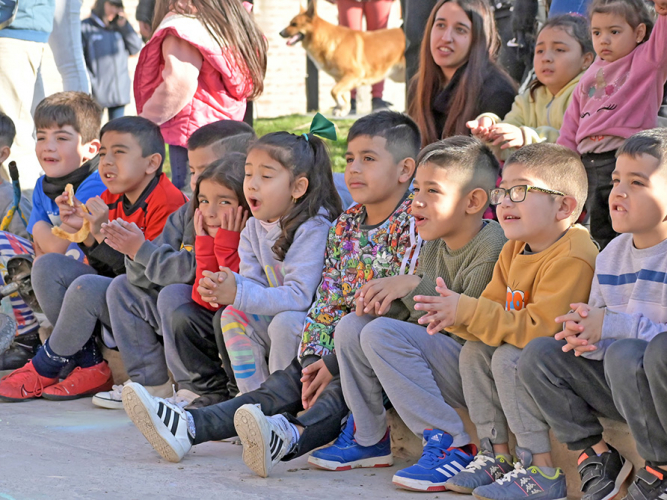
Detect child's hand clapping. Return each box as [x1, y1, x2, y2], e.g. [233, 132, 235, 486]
[355, 274, 421, 316]
[413, 277, 460, 335]
[100, 219, 146, 259]
[554, 303, 605, 356]
[197, 267, 237, 308]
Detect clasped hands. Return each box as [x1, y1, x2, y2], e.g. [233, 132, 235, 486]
[554, 303, 604, 356]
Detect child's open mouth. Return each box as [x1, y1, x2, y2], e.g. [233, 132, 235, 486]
[413, 214, 428, 226]
[503, 215, 521, 221]
[102, 173, 116, 180]
[248, 198, 261, 211]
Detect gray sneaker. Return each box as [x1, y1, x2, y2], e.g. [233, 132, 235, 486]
[446, 438, 514, 493]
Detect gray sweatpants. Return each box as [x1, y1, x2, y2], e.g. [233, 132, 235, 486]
[336, 314, 470, 448]
[518, 337, 623, 452]
[460, 341, 551, 454]
[606, 337, 667, 464]
[32, 253, 111, 356]
[107, 275, 192, 387]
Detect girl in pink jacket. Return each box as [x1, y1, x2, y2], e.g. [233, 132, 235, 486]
[134, 0, 267, 189]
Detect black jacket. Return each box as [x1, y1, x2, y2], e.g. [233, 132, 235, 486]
[432, 64, 517, 138]
[81, 14, 142, 108]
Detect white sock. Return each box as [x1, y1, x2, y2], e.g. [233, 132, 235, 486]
[186, 411, 196, 441]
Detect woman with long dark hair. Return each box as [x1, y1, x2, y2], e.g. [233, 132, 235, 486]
[408, 0, 516, 146]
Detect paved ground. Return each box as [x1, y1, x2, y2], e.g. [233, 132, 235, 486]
[0, 397, 462, 500]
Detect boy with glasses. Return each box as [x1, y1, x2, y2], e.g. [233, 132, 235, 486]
[415, 143, 598, 499]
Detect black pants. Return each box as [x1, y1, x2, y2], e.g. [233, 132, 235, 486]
[172, 302, 236, 397]
[189, 357, 349, 460]
[403, 0, 438, 104]
[581, 151, 618, 250]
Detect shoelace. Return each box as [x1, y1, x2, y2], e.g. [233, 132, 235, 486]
[418, 439, 455, 468]
[108, 380, 131, 399]
[497, 462, 529, 485]
[165, 385, 191, 409]
[461, 453, 495, 473]
[3, 365, 47, 396]
[334, 419, 356, 447]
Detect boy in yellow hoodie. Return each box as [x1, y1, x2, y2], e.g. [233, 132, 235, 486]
[414, 143, 598, 500]
[467, 15, 594, 160]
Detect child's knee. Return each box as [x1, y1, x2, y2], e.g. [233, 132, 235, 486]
[459, 340, 494, 368]
[268, 311, 304, 344]
[517, 336, 565, 382]
[107, 274, 130, 303]
[333, 312, 367, 350]
[32, 252, 62, 283]
[605, 339, 645, 384]
[645, 332, 667, 375]
[490, 344, 521, 376]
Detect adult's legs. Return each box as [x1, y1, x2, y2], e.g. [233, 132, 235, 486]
[0, 38, 46, 188]
[168, 145, 189, 190]
[336, 0, 364, 101]
[48, 0, 90, 92]
[605, 338, 667, 465]
[363, 0, 393, 99]
[581, 154, 617, 250]
[107, 105, 125, 121]
[518, 337, 623, 451]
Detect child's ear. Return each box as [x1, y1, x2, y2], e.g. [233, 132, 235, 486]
[636, 23, 647, 43]
[465, 187, 489, 215]
[556, 195, 578, 222]
[146, 153, 163, 175]
[83, 139, 101, 161]
[581, 52, 595, 71]
[398, 158, 416, 184]
[291, 175, 309, 201]
[0, 145, 10, 166]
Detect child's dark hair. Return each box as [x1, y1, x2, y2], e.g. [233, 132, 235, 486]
[34, 91, 102, 144]
[529, 15, 594, 98]
[417, 136, 499, 206]
[0, 112, 16, 149]
[347, 111, 422, 163]
[188, 120, 257, 156]
[617, 128, 667, 168]
[589, 0, 654, 42]
[193, 152, 249, 213]
[100, 116, 165, 171]
[250, 132, 343, 261]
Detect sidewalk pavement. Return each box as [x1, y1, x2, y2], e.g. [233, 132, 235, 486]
[0, 397, 460, 500]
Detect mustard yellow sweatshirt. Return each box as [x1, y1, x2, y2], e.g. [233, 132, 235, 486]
[477, 73, 583, 160]
[449, 224, 598, 348]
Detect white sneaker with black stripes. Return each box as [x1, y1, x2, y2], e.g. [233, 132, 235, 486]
[122, 382, 192, 463]
[234, 404, 296, 478]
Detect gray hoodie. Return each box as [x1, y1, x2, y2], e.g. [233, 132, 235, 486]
[126, 203, 196, 290]
[232, 213, 331, 316]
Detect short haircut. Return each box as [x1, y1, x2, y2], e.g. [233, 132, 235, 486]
[0, 112, 16, 148]
[347, 110, 422, 163]
[417, 136, 499, 206]
[505, 143, 588, 221]
[34, 91, 102, 144]
[617, 128, 667, 168]
[188, 120, 257, 156]
[100, 116, 165, 170]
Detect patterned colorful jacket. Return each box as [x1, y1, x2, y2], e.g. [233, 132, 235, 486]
[299, 194, 422, 361]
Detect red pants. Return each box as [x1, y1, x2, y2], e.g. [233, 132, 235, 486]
[336, 0, 394, 100]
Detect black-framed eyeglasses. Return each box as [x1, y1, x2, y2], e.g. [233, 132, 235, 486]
[489, 185, 566, 205]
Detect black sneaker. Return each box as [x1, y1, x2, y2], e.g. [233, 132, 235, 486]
[624, 466, 667, 500]
[348, 98, 357, 116]
[0, 331, 41, 371]
[578, 445, 633, 500]
[372, 97, 392, 111]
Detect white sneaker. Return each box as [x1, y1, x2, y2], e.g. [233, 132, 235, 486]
[121, 382, 192, 463]
[92, 380, 129, 409]
[233, 404, 295, 478]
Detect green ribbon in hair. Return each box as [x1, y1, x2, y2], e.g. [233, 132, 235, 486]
[303, 112, 337, 141]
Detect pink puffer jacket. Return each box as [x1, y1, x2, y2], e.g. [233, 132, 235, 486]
[134, 14, 253, 147]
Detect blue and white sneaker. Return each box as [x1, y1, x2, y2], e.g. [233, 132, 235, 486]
[308, 414, 393, 471]
[392, 429, 477, 492]
[473, 448, 567, 500]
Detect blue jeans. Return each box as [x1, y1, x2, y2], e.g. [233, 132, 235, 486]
[549, 0, 589, 16]
[169, 144, 189, 190]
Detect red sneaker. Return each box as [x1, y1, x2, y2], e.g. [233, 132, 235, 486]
[0, 361, 58, 402]
[42, 362, 114, 401]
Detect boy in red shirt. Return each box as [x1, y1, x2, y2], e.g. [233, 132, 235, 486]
[0, 117, 186, 401]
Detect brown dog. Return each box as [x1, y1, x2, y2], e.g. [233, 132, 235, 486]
[280, 1, 405, 116]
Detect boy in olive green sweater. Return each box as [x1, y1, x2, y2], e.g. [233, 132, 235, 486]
[309, 137, 507, 492]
